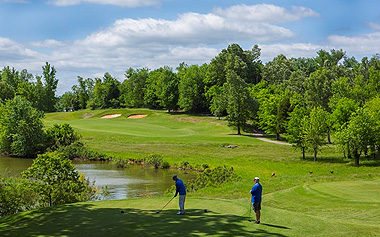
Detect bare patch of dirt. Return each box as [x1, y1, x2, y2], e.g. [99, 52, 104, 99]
[127, 114, 148, 119]
[100, 114, 122, 119]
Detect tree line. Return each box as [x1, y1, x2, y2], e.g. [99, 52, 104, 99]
[1, 44, 380, 165]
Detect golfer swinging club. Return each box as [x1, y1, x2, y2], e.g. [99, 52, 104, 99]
[172, 174, 186, 215]
[250, 177, 262, 224]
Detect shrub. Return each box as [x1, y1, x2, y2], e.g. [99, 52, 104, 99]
[144, 154, 163, 169]
[112, 157, 128, 168]
[161, 161, 170, 169]
[45, 123, 80, 151]
[186, 166, 240, 192]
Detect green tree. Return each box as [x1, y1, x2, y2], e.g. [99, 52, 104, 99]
[302, 107, 328, 161]
[287, 105, 309, 159]
[22, 153, 99, 207]
[224, 70, 257, 135]
[0, 96, 44, 157]
[41, 62, 58, 112]
[45, 123, 80, 151]
[178, 64, 207, 112]
[337, 108, 376, 165]
[120, 68, 149, 108]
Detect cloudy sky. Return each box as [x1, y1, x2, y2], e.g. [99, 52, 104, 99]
[1, 0, 380, 94]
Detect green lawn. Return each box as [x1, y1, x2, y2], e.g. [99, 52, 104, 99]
[1, 108, 379, 236]
[1, 180, 379, 236]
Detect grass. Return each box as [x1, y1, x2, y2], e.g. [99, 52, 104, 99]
[1, 108, 379, 236]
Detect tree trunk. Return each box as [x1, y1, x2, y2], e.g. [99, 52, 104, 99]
[347, 144, 352, 159]
[354, 153, 360, 166]
[302, 147, 305, 160]
[237, 125, 241, 135]
[314, 148, 317, 161]
[327, 130, 331, 144]
[276, 133, 280, 140]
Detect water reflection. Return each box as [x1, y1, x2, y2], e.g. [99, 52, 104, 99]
[0, 157, 196, 201]
[74, 162, 196, 200]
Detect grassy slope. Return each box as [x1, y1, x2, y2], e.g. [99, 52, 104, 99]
[1, 109, 379, 236]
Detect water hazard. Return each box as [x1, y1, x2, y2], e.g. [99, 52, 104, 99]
[0, 157, 196, 200]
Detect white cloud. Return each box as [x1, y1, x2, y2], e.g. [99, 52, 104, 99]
[30, 39, 65, 48]
[213, 4, 318, 23]
[328, 32, 380, 55]
[366, 21, 380, 31]
[259, 43, 325, 60]
[47, 0, 163, 7]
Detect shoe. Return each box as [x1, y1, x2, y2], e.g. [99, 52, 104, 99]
[255, 221, 260, 224]
[177, 211, 182, 215]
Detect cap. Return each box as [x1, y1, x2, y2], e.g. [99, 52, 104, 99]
[254, 177, 259, 181]
[172, 174, 178, 180]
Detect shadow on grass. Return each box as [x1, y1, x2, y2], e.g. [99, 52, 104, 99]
[0, 204, 290, 237]
[261, 223, 291, 230]
[302, 156, 349, 164]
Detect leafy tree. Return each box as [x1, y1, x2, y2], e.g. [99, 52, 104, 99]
[22, 153, 99, 207]
[224, 70, 257, 135]
[120, 68, 149, 108]
[287, 105, 309, 159]
[178, 64, 207, 112]
[302, 107, 328, 161]
[45, 123, 80, 151]
[262, 54, 294, 85]
[72, 76, 94, 109]
[42, 62, 58, 112]
[0, 96, 44, 157]
[337, 108, 376, 165]
[304, 68, 334, 111]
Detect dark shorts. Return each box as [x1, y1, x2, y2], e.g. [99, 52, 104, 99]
[252, 202, 261, 212]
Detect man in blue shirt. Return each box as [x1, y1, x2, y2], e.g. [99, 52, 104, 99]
[250, 177, 262, 224]
[173, 174, 186, 215]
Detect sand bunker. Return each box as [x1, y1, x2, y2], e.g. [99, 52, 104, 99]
[127, 114, 148, 119]
[100, 114, 122, 119]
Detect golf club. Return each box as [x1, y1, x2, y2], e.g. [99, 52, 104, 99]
[155, 196, 175, 214]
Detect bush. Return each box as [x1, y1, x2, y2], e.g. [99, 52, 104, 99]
[45, 123, 80, 151]
[56, 141, 111, 161]
[112, 157, 128, 168]
[161, 161, 170, 169]
[186, 166, 240, 192]
[0, 177, 38, 217]
[144, 154, 163, 169]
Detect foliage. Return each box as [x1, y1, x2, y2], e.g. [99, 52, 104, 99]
[224, 70, 257, 135]
[0, 177, 38, 217]
[187, 166, 240, 192]
[22, 153, 101, 207]
[0, 96, 45, 157]
[45, 123, 81, 151]
[112, 157, 128, 168]
[56, 141, 111, 161]
[144, 154, 164, 169]
[302, 107, 329, 161]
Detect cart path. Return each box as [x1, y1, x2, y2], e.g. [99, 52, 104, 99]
[252, 133, 291, 146]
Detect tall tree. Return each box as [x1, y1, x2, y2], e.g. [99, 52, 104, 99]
[178, 64, 207, 113]
[0, 96, 44, 157]
[120, 68, 149, 108]
[224, 70, 257, 135]
[302, 107, 328, 161]
[42, 62, 58, 112]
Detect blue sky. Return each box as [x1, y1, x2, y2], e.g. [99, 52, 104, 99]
[1, 0, 380, 94]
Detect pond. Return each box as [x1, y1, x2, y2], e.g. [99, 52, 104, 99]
[0, 156, 196, 200]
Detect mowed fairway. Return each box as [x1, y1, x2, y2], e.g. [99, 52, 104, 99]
[2, 108, 377, 236]
[1, 181, 380, 236]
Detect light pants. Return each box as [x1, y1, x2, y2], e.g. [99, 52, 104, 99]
[179, 195, 186, 214]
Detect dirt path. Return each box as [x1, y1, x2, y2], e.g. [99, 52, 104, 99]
[252, 133, 291, 146]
